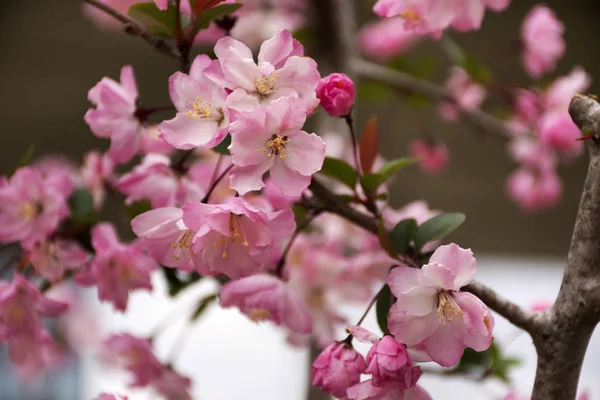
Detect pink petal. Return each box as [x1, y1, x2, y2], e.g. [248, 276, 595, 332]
[428, 244, 476, 289]
[423, 324, 466, 367]
[229, 162, 272, 195]
[91, 223, 121, 254]
[388, 303, 438, 345]
[159, 113, 221, 150]
[454, 292, 494, 351]
[269, 161, 311, 197]
[284, 131, 326, 176]
[258, 29, 301, 69]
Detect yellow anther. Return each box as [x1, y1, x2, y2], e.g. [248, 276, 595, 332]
[437, 291, 463, 326]
[172, 230, 194, 260]
[254, 74, 279, 95]
[264, 135, 289, 159]
[185, 97, 222, 120]
[18, 202, 37, 221]
[222, 251, 228, 258]
[400, 7, 421, 22]
[250, 308, 271, 322]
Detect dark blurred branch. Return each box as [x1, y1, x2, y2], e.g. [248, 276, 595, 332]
[352, 59, 510, 140]
[529, 94, 600, 400]
[82, 0, 182, 64]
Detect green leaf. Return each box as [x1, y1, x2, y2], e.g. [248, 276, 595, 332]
[212, 134, 231, 155]
[414, 213, 466, 252]
[453, 341, 521, 382]
[194, 3, 242, 33]
[375, 285, 392, 334]
[125, 200, 152, 220]
[360, 157, 416, 193]
[319, 157, 358, 189]
[68, 189, 94, 219]
[191, 294, 218, 320]
[128, 2, 178, 38]
[460, 53, 491, 85]
[389, 218, 417, 255]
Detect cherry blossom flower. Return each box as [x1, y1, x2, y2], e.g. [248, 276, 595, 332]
[439, 67, 486, 122]
[538, 112, 583, 158]
[409, 139, 449, 174]
[26, 239, 89, 283]
[153, 365, 193, 400]
[81, 151, 115, 210]
[103, 333, 164, 387]
[316, 73, 356, 117]
[347, 378, 432, 400]
[521, 5, 565, 79]
[84, 66, 142, 163]
[75, 223, 157, 311]
[159, 55, 230, 150]
[506, 167, 562, 213]
[312, 342, 367, 398]
[220, 274, 312, 334]
[116, 154, 205, 208]
[207, 30, 320, 112]
[131, 207, 195, 272]
[182, 197, 295, 279]
[228, 97, 326, 196]
[0, 167, 72, 246]
[543, 67, 592, 113]
[359, 18, 419, 61]
[365, 335, 413, 386]
[11, 330, 67, 382]
[141, 125, 175, 155]
[387, 244, 494, 367]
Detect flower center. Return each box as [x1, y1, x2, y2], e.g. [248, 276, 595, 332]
[249, 308, 271, 322]
[18, 202, 40, 222]
[212, 215, 249, 259]
[3, 304, 23, 323]
[172, 229, 194, 261]
[186, 97, 223, 121]
[263, 135, 289, 159]
[400, 7, 421, 22]
[437, 291, 462, 326]
[254, 74, 278, 96]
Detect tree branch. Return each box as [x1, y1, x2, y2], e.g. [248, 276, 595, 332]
[463, 281, 539, 333]
[82, 0, 182, 64]
[351, 59, 510, 140]
[530, 94, 600, 400]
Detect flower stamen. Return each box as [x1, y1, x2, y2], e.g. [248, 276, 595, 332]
[437, 291, 463, 325]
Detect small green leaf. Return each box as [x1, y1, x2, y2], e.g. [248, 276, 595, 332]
[191, 294, 217, 320]
[212, 134, 231, 155]
[128, 2, 178, 38]
[414, 213, 466, 252]
[375, 285, 392, 334]
[460, 53, 491, 85]
[125, 200, 152, 220]
[68, 189, 94, 218]
[360, 158, 415, 194]
[319, 157, 358, 189]
[194, 3, 242, 33]
[389, 218, 417, 255]
[453, 341, 521, 383]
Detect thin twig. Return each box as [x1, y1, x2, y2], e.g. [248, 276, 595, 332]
[201, 164, 233, 203]
[82, 0, 182, 64]
[275, 210, 323, 276]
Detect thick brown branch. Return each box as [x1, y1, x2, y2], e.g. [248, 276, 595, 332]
[351, 59, 510, 140]
[463, 281, 539, 332]
[82, 0, 182, 63]
[530, 94, 600, 400]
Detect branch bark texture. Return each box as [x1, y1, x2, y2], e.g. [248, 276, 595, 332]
[530, 95, 600, 400]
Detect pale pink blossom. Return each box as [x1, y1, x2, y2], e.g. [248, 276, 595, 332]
[387, 244, 494, 367]
[75, 223, 156, 311]
[82, 151, 115, 210]
[26, 239, 89, 283]
[347, 379, 432, 400]
[543, 67, 592, 112]
[84, 66, 142, 163]
[0, 167, 71, 245]
[312, 342, 367, 398]
[231, 7, 305, 49]
[409, 139, 449, 174]
[347, 325, 380, 344]
[208, 30, 320, 112]
[262, 177, 298, 210]
[159, 55, 230, 150]
[538, 112, 583, 158]
[439, 67, 486, 122]
[131, 207, 195, 271]
[182, 197, 295, 278]
[116, 154, 205, 208]
[153, 366, 193, 400]
[360, 18, 419, 61]
[507, 137, 554, 170]
[521, 5, 564, 78]
[219, 274, 312, 334]
[316, 73, 356, 117]
[33, 156, 82, 189]
[366, 335, 413, 386]
[229, 97, 326, 196]
[10, 330, 67, 382]
[506, 167, 562, 213]
[103, 334, 164, 387]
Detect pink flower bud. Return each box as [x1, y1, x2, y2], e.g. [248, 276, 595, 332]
[409, 139, 449, 175]
[312, 342, 366, 398]
[316, 73, 356, 117]
[366, 336, 412, 386]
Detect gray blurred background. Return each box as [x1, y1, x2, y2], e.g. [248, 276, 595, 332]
[1, 0, 599, 257]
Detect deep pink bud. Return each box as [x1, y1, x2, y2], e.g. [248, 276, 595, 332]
[366, 336, 412, 386]
[312, 342, 366, 398]
[316, 73, 356, 117]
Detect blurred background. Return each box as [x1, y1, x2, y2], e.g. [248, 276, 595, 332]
[1, 0, 600, 399]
